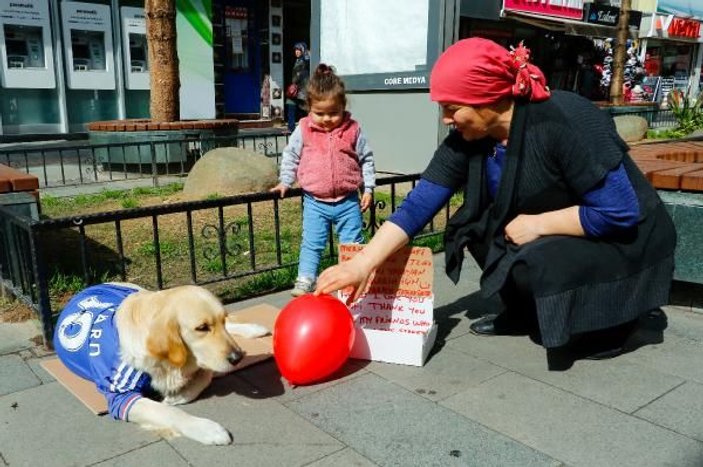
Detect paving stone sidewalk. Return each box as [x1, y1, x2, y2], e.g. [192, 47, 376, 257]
[1, 256, 703, 466]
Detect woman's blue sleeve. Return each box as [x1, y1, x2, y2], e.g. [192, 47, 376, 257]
[387, 178, 453, 238]
[578, 163, 640, 237]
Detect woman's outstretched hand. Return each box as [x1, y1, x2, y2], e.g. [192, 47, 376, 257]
[314, 258, 373, 306]
[315, 221, 411, 305]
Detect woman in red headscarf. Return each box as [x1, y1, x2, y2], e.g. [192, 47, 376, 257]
[314, 38, 676, 366]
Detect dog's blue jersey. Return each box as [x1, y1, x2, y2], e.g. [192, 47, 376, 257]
[54, 284, 151, 421]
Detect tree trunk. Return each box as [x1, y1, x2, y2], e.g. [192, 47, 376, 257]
[609, 0, 631, 105]
[145, 0, 180, 122]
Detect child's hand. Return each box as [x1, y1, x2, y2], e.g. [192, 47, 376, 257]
[360, 192, 373, 212]
[270, 183, 288, 198]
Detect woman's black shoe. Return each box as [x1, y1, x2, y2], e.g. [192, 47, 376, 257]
[469, 313, 532, 336]
[570, 320, 638, 360]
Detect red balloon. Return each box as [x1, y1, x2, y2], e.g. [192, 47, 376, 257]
[273, 294, 355, 385]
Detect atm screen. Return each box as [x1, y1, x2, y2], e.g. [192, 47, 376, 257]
[130, 44, 145, 61]
[6, 39, 28, 57]
[72, 43, 90, 59]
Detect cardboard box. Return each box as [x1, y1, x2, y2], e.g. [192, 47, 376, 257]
[41, 303, 279, 415]
[338, 245, 437, 366]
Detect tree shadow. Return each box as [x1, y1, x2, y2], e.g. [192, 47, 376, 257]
[38, 228, 127, 288]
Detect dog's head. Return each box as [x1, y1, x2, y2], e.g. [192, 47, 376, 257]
[144, 286, 244, 372]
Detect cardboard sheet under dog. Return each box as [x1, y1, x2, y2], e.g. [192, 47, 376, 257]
[41, 303, 279, 415]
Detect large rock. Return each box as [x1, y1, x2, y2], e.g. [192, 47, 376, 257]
[613, 115, 649, 142]
[183, 147, 279, 198]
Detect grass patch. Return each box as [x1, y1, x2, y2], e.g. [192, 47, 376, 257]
[41, 182, 184, 217]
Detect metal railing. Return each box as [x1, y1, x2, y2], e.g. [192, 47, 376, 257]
[604, 107, 678, 128]
[0, 131, 289, 190]
[0, 174, 450, 347]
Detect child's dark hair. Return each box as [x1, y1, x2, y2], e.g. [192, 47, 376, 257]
[306, 63, 346, 109]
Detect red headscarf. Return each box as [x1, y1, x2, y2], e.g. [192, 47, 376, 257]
[430, 38, 551, 106]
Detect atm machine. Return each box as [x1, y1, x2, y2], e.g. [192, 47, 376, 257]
[61, 1, 116, 90]
[0, 0, 56, 88]
[121, 7, 149, 90]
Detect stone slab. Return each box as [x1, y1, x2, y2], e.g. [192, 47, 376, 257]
[448, 332, 684, 413]
[441, 372, 703, 467]
[305, 447, 378, 467]
[635, 381, 703, 442]
[234, 359, 369, 403]
[25, 356, 56, 384]
[0, 320, 41, 355]
[364, 346, 506, 402]
[0, 354, 40, 396]
[287, 372, 560, 467]
[168, 373, 344, 466]
[617, 334, 703, 385]
[660, 306, 703, 342]
[0, 382, 158, 466]
[93, 441, 190, 466]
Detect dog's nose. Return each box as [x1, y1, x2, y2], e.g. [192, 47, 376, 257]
[227, 351, 243, 366]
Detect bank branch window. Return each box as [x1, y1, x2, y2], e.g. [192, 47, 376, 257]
[70, 29, 106, 71]
[4, 24, 45, 69]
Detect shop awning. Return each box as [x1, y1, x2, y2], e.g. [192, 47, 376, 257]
[502, 9, 639, 39]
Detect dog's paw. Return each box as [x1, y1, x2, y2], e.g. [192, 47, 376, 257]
[162, 394, 192, 406]
[181, 417, 233, 445]
[225, 322, 270, 338]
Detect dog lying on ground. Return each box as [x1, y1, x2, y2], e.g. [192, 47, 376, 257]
[53, 283, 268, 445]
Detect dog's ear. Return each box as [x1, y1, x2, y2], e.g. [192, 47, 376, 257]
[146, 316, 188, 368]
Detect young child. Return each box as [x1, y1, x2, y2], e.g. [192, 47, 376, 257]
[271, 64, 376, 296]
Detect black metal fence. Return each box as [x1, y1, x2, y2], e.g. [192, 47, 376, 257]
[0, 174, 450, 347]
[605, 107, 678, 128]
[0, 131, 289, 190]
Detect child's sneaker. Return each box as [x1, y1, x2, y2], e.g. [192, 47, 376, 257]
[291, 277, 315, 297]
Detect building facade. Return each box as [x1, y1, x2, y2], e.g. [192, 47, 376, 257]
[0, 0, 310, 135]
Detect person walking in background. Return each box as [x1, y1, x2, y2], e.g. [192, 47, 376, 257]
[286, 42, 310, 132]
[272, 64, 376, 297]
[315, 38, 676, 366]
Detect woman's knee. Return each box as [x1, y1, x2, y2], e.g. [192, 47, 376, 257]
[509, 262, 532, 295]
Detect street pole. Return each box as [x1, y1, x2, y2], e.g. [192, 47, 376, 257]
[609, 0, 632, 105]
[145, 0, 180, 122]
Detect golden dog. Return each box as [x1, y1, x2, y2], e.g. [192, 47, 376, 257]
[54, 283, 268, 445]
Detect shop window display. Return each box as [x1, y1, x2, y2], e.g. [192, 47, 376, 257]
[591, 38, 648, 103]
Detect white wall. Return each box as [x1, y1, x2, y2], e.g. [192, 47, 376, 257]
[347, 92, 441, 175]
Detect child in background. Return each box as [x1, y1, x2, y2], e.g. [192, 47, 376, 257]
[271, 64, 376, 296]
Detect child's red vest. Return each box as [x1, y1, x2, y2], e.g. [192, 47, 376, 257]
[297, 113, 362, 200]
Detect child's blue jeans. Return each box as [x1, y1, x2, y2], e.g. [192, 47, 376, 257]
[298, 191, 364, 280]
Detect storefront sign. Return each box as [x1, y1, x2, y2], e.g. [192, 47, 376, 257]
[503, 0, 585, 20]
[641, 12, 702, 41]
[666, 17, 701, 39]
[585, 4, 642, 27]
[586, 4, 618, 25]
[383, 75, 427, 87]
[224, 6, 247, 19]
